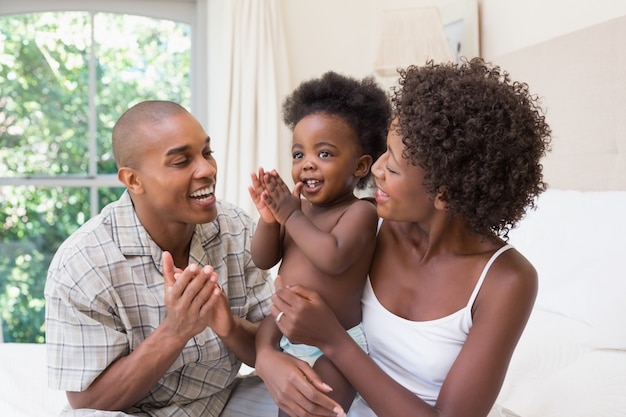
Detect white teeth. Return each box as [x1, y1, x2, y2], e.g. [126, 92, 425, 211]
[190, 186, 214, 198]
[306, 180, 319, 187]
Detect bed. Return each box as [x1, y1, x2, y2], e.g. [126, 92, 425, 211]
[494, 14, 626, 417]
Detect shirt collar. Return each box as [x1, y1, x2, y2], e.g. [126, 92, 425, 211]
[108, 191, 221, 268]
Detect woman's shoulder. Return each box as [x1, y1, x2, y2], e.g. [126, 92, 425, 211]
[476, 245, 538, 313]
[491, 245, 538, 284]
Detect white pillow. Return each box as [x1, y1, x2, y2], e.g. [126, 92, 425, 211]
[498, 308, 594, 411]
[512, 349, 626, 417]
[0, 343, 68, 417]
[508, 189, 626, 332]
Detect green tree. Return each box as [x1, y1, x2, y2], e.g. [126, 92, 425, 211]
[0, 11, 190, 343]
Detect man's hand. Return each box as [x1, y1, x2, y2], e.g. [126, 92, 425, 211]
[162, 251, 223, 340]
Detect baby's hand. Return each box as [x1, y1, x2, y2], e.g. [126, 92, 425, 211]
[248, 167, 277, 224]
[262, 170, 303, 225]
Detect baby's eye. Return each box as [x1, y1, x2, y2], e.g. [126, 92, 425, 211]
[293, 152, 303, 160]
[318, 151, 331, 158]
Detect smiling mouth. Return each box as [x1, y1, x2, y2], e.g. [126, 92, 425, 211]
[304, 179, 322, 188]
[190, 186, 214, 201]
[375, 188, 389, 201]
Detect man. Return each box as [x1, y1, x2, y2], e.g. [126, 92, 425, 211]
[45, 100, 275, 416]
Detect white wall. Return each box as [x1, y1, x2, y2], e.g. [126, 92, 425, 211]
[279, 0, 378, 84]
[276, 0, 626, 194]
[479, 0, 626, 59]
[279, 0, 626, 89]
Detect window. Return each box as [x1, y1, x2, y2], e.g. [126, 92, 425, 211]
[0, 1, 204, 343]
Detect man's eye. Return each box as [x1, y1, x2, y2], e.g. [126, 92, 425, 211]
[173, 159, 189, 166]
[203, 150, 214, 159]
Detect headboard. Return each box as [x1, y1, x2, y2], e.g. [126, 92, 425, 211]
[495, 15, 626, 191]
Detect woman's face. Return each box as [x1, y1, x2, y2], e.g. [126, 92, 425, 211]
[371, 123, 435, 223]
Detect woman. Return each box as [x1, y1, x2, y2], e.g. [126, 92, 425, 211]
[255, 58, 552, 417]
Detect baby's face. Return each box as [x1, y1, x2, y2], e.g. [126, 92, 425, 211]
[291, 113, 364, 205]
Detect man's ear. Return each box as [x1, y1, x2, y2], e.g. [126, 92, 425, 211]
[118, 167, 144, 194]
[434, 186, 448, 210]
[354, 154, 373, 178]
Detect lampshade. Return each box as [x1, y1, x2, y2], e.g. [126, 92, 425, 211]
[374, 7, 454, 77]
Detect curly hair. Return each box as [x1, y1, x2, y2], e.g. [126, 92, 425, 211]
[282, 71, 391, 189]
[392, 58, 552, 238]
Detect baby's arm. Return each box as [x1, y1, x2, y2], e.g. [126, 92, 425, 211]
[263, 172, 378, 275]
[249, 169, 282, 269]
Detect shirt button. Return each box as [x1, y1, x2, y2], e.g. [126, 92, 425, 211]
[196, 337, 205, 346]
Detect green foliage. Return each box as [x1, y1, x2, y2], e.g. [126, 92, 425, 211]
[0, 11, 190, 343]
[0, 187, 91, 343]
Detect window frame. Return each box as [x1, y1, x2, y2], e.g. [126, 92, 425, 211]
[0, 0, 207, 217]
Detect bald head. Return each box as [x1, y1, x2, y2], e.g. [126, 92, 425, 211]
[112, 100, 190, 169]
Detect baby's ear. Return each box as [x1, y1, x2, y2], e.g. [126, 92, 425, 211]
[354, 154, 373, 178]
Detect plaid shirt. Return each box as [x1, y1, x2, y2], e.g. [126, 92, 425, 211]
[45, 191, 274, 416]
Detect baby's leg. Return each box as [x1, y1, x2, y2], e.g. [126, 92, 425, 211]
[313, 354, 357, 413]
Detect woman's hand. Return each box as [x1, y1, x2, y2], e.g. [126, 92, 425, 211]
[255, 347, 344, 417]
[271, 276, 345, 350]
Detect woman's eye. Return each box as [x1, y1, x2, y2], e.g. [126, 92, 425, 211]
[386, 165, 397, 174]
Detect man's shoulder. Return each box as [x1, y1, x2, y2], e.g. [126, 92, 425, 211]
[216, 199, 249, 216]
[51, 198, 127, 264]
[58, 214, 111, 249]
[194, 200, 255, 245]
[215, 200, 255, 226]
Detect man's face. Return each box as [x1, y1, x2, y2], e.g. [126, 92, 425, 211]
[132, 111, 218, 227]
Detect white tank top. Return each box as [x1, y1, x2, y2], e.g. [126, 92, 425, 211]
[349, 244, 513, 416]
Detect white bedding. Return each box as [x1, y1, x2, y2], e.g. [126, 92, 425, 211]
[496, 189, 626, 417]
[498, 308, 626, 417]
[0, 342, 68, 416]
[508, 190, 626, 331]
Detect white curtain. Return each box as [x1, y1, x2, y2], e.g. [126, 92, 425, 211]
[205, 0, 291, 217]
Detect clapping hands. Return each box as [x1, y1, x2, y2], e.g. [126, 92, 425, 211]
[162, 251, 234, 340]
[249, 168, 304, 225]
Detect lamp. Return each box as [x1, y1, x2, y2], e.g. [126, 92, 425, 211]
[374, 7, 454, 77]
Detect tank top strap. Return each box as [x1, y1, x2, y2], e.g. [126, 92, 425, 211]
[466, 244, 513, 308]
